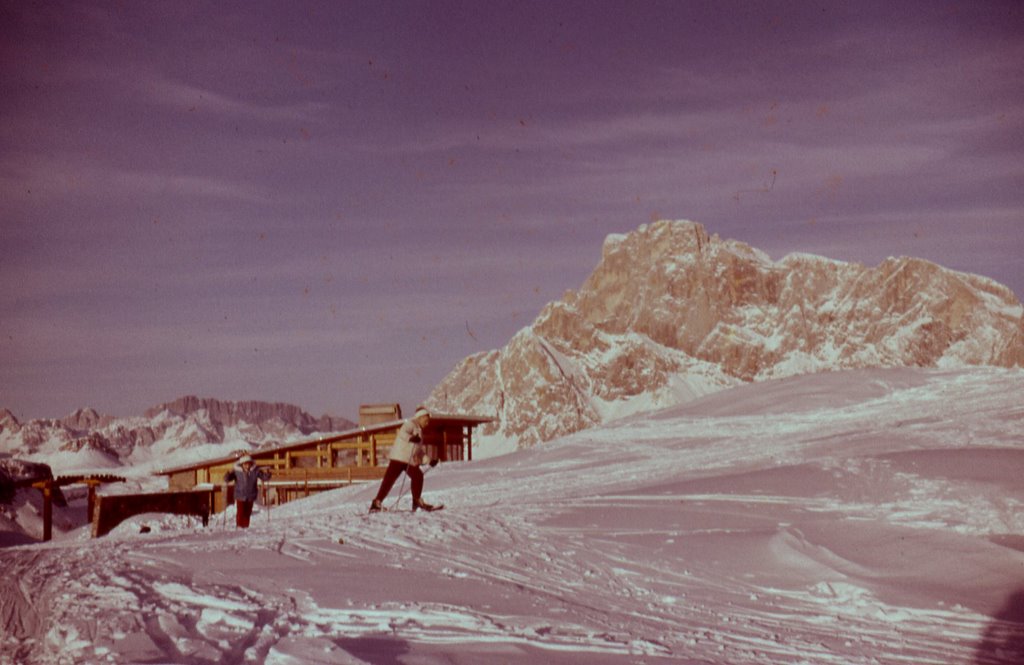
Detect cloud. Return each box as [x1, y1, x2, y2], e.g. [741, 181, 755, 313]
[1, 151, 273, 210]
[138, 74, 333, 124]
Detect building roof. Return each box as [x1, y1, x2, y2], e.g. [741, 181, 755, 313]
[153, 412, 492, 476]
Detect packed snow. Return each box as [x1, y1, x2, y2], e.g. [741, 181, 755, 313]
[2, 367, 1023, 664]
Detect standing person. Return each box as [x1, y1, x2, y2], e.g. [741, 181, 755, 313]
[369, 406, 442, 512]
[223, 455, 271, 528]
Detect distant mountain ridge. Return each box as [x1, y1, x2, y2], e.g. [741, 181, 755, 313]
[143, 396, 352, 434]
[0, 397, 356, 470]
[428, 220, 1024, 447]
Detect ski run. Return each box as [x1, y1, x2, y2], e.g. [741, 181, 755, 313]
[2, 367, 1023, 664]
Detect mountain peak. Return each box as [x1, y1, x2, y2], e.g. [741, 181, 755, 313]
[0, 408, 21, 433]
[60, 407, 109, 431]
[430, 220, 1024, 447]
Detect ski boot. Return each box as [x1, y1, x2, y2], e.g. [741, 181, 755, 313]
[413, 499, 443, 512]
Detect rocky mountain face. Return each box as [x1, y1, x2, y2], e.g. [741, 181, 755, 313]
[0, 398, 356, 467]
[429, 220, 1024, 448]
[144, 396, 352, 435]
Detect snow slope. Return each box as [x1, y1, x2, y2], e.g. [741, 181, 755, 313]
[2, 367, 1023, 664]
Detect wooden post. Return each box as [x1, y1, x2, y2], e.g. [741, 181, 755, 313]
[85, 480, 100, 524]
[41, 481, 52, 541]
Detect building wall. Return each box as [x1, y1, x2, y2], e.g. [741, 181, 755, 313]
[167, 470, 197, 492]
[359, 403, 401, 426]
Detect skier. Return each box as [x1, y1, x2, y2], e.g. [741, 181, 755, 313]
[369, 406, 442, 512]
[222, 454, 271, 528]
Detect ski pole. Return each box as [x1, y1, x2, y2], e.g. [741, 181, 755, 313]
[391, 474, 408, 511]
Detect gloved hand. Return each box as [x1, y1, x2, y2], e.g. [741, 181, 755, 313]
[429, 457, 439, 467]
[409, 434, 421, 443]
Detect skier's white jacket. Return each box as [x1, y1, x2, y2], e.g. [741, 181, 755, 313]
[389, 418, 426, 466]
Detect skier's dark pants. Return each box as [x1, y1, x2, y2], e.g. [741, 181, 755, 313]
[236, 499, 254, 528]
[374, 460, 423, 505]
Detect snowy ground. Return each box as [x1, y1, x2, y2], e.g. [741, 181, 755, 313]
[2, 367, 1023, 664]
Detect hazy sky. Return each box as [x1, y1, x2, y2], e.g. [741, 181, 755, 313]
[2, 1, 1022, 421]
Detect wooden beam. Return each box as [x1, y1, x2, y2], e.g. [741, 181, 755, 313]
[43, 484, 52, 541]
[43, 482, 52, 541]
[29, 480, 54, 541]
[86, 481, 98, 522]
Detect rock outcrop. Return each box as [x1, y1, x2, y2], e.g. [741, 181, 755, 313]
[429, 220, 1024, 447]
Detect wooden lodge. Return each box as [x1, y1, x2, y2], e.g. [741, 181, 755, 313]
[153, 404, 491, 513]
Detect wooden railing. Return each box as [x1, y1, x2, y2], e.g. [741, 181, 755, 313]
[262, 465, 387, 503]
[268, 466, 387, 483]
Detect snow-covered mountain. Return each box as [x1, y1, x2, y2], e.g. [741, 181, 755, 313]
[430, 220, 1024, 448]
[0, 398, 355, 475]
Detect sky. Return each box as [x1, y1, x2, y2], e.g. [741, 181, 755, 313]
[2, 0, 1022, 421]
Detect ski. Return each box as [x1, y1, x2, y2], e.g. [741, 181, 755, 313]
[363, 504, 445, 515]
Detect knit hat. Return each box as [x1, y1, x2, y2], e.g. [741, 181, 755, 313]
[414, 407, 430, 419]
[239, 455, 253, 464]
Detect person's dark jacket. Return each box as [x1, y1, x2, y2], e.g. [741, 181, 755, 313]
[223, 464, 271, 502]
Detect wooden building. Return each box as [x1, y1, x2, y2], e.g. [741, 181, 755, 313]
[153, 405, 491, 511]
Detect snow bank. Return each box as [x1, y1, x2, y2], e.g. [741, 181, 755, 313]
[2, 367, 1023, 664]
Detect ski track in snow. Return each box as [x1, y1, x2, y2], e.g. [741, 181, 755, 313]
[2, 368, 1024, 664]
